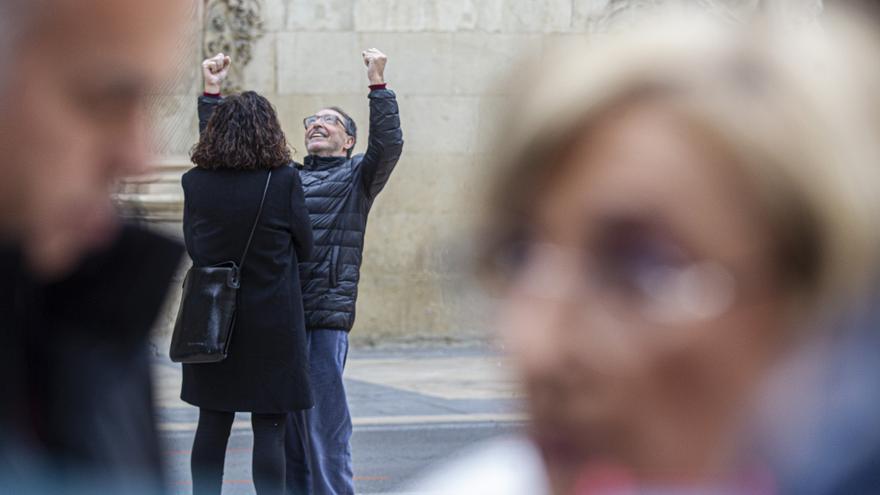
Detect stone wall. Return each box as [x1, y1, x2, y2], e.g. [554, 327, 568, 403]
[139, 0, 822, 350]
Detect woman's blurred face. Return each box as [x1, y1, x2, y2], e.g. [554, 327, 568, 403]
[498, 102, 791, 492]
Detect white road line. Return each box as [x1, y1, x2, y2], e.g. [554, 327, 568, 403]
[157, 413, 527, 432]
[353, 413, 526, 426]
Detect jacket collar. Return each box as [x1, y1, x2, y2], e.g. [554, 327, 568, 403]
[303, 154, 348, 171]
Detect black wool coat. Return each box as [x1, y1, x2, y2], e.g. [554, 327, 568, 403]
[180, 98, 314, 412]
[180, 164, 314, 413]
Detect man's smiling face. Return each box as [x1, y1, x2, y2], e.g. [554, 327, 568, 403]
[304, 108, 354, 158]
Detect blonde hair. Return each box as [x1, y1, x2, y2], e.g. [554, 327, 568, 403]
[482, 9, 880, 313]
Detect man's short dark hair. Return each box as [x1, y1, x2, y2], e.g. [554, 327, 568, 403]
[191, 91, 293, 170]
[329, 106, 357, 158]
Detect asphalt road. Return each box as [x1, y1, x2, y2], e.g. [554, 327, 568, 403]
[156, 347, 524, 494]
[160, 420, 523, 494]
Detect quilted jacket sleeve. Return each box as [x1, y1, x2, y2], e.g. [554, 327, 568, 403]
[359, 88, 404, 200]
[198, 95, 222, 135]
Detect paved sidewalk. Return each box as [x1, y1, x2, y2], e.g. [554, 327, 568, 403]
[153, 346, 526, 431]
[154, 346, 527, 494]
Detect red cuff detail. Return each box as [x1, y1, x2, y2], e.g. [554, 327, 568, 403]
[203, 91, 221, 98]
[368, 83, 387, 91]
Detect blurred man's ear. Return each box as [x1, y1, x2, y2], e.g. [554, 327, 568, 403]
[344, 136, 355, 151]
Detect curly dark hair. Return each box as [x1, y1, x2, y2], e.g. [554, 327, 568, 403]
[191, 91, 293, 170]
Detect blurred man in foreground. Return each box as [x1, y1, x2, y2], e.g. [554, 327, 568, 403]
[0, 0, 188, 492]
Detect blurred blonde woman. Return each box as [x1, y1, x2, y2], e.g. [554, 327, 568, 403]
[418, 8, 880, 495]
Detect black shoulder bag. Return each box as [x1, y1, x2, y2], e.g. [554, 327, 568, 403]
[170, 170, 272, 364]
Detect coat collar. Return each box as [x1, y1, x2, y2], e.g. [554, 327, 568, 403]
[302, 154, 348, 171]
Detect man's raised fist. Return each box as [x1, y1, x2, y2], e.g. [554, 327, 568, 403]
[362, 48, 387, 86]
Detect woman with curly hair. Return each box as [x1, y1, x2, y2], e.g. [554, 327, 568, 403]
[181, 53, 313, 495]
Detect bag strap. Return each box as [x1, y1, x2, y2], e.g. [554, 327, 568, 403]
[238, 170, 273, 270]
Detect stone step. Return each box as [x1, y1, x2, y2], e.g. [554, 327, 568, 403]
[118, 180, 183, 196]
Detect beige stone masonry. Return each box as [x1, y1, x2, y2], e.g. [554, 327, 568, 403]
[137, 0, 823, 349]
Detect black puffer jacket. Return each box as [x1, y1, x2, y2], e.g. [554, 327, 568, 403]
[298, 88, 403, 332]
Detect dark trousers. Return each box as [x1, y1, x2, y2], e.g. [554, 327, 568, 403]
[285, 330, 354, 495]
[191, 409, 287, 495]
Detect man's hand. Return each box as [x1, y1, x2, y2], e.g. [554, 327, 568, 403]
[362, 48, 387, 86]
[202, 53, 231, 94]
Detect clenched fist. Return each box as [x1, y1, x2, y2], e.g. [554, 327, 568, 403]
[362, 48, 387, 86]
[202, 53, 231, 94]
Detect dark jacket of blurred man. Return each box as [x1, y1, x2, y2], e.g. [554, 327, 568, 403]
[283, 48, 404, 495]
[0, 0, 188, 493]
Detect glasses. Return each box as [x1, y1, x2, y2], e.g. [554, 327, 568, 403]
[482, 233, 768, 326]
[303, 114, 345, 129]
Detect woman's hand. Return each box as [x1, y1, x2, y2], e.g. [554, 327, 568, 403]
[202, 53, 231, 94]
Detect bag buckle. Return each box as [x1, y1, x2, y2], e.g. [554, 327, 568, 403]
[227, 267, 241, 289]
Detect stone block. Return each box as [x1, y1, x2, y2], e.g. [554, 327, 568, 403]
[352, 0, 575, 34]
[541, 32, 591, 56]
[286, 0, 355, 31]
[474, 96, 512, 154]
[397, 95, 480, 154]
[432, 0, 485, 31]
[571, 0, 612, 31]
[355, 32, 454, 96]
[502, 0, 572, 33]
[242, 33, 278, 94]
[352, 270, 492, 341]
[353, 0, 508, 33]
[261, 0, 288, 32]
[472, 1, 504, 32]
[354, 0, 577, 33]
[449, 33, 541, 95]
[467, 152, 503, 204]
[370, 152, 478, 217]
[276, 32, 363, 95]
[353, 0, 432, 32]
[361, 211, 455, 274]
[353, 275, 439, 339]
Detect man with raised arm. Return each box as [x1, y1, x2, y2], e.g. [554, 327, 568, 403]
[286, 48, 404, 495]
